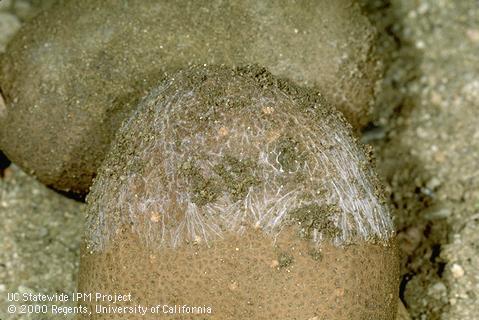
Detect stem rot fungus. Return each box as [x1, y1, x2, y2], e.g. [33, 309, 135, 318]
[79, 66, 399, 320]
[0, 0, 382, 195]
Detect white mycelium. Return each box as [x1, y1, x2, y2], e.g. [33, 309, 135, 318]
[85, 67, 394, 252]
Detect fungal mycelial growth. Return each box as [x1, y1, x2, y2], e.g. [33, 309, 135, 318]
[79, 66, 399, 320]
[0, 0, 382, 195]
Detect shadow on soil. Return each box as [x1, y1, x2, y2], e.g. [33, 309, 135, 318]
[360, 1, 451, 318]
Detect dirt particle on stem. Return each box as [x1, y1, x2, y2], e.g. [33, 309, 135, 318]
[290, 204, 341, 239]
[213, 155, 260, 202]
[277, 252, 294, 269]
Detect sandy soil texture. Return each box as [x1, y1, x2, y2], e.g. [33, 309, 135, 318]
[361, 0, 479, 319]
[0, 165, 83, 320]
[1, 0, 478, 319]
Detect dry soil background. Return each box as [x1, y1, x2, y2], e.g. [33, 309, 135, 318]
[0, 0, 478, 319]
[360, 1, 479, 319]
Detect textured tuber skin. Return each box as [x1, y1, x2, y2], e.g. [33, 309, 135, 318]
[78, 66, 398, 320]
[0, 0, 382, 196]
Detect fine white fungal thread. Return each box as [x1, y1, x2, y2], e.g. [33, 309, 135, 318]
[85, 69, 394, 252]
